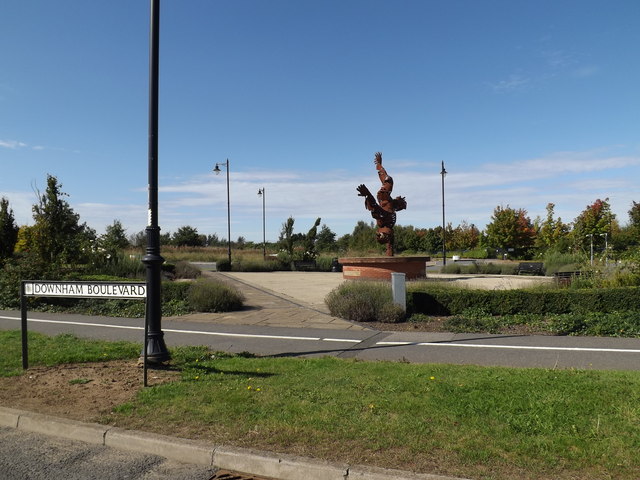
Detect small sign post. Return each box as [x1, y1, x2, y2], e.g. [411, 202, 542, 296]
[20, 281, 148, 382]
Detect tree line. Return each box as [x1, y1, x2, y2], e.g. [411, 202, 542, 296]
[1, 174, 640, 266]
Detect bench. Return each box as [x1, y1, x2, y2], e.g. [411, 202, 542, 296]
[516, 262, 544, 275]
[293, 260, 317, 271]
[553, 271, 582, 286]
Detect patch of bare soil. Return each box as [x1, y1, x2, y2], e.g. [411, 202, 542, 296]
[0, 360, 179, 423]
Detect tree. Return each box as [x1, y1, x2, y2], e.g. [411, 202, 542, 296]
[278, 216, 295, 255]
[316, 224, 337, 252]
[485, 205, 536, 258]
[98, 220, 129, 261]
[302, 218, 321, 260]
[447, 221, 480, 252]
[0, 197, 19, 262]
[349, 221, 378, 253]
[629, 201, 640, 233]
[172, 225, 204, 247]
[13, 226, 36, 254]
[421, 227, 443, 254]
[31, 174, 95, 264]
[129, 230, 146, 248]
[535, 203, 570, 251]
[572, 198, 616, 252]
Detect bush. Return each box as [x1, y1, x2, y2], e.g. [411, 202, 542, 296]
[543, 251, 585, 276]
[174, 261, 201, 279]
[407, 283, 640, 316]
[0, 254, 55, 309]
[325, 281, 406, 323]
[187, 278, 244, 312]
[216, 259, 232, 272]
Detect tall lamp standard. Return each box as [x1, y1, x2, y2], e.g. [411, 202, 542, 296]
[213, 159, 231, 265]
[257, 188, 266, 259]
[586, 233, 594, 266]
[142, 0, 170, 364]
[440, 161, 447, 266]
[599, 232, 608, 266]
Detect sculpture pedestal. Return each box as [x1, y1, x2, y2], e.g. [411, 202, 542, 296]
[338, 256, 430, 281]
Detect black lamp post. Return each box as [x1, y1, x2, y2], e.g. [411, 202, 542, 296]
[440, 161, 447, 266]
[258, 188, 266, 259]
[141, 0, 170, 364]
[213, 159, 231, 265]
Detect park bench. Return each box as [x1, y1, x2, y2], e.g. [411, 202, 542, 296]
[293, 260, 317, 271]
[553, 270, 583, 286]
[516, 262, 544, 275]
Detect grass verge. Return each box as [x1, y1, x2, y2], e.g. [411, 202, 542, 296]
[2, 332, 639, 479]
[0, 330, 140, 377]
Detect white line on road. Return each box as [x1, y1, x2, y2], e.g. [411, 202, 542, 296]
[4, 315, 639, 353]
[376, 341, 640, 354]
[0, 316, 361, 344]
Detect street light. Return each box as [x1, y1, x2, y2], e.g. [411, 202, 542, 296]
[440, 161, 447, 266]
[141, 0, 170, 365]
[599, 232, 608, 266]
[586, 234, 594, 266]
[213, 159, 231, 265]
[257, 188, 266, 259]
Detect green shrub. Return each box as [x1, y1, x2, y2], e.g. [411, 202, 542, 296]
[216, 259, 232, 272]
[231, 259, 278, 272]
[0, 254, 55, 309]
[315, 255, 335, 272]
[500, 264, 518, 275]
[325, 281, 406, 323]
[408, 283, 640, 316]
[463, 247, 490, 259]
[174, 261, 201, 279]
[441, 263, 462, 274]
[543, 251, 585, 276]
[187, 278, 244, 312]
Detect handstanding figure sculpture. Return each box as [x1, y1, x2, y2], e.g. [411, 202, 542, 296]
[357, 152, 407, 256]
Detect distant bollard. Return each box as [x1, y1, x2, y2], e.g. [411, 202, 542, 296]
[391, 272, 406, 311]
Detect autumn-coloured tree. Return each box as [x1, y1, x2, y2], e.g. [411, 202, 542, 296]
[571, 198, 616, 251]
[485, 205, 536, 258]
[447, 220, 480, 252]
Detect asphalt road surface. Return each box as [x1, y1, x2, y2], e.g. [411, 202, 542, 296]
[2, 310, 640, 371]
[0, 427, 216, 480]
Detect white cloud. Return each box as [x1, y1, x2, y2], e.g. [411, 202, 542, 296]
[0, 139, 28, 149]
[490, 74, 530, 92]
[4, 148, 639, 239]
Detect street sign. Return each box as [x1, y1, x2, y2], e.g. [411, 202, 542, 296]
[23, 281, 146, 299]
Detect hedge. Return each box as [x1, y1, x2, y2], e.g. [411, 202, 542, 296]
[407, 285, 640, 316]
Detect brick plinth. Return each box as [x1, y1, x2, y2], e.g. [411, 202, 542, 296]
[338, 256, 430, 280]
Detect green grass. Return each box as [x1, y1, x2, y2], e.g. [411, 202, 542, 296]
[0, 330, 140, 377]
[112, 347, 640, 480]
[2, 333, 639, 479]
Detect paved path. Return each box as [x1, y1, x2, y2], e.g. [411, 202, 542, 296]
[166, 271, 368, 330]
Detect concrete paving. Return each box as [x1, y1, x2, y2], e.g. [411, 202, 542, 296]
[165, 271, 368, 330]
[165, 271, 551, 331]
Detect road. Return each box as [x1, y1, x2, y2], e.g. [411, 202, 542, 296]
[0, 427, 216, 480]
[2, 310, 640, 371]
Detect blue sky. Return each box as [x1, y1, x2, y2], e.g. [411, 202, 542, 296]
[1, 0, 639, 243]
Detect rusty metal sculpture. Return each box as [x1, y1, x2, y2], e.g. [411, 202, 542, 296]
[357, 152, 407, 256]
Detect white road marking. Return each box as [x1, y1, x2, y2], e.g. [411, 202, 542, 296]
[0, 316, 361, 344]
[376, 341, 640, 354]
[3, 315, 639, 353]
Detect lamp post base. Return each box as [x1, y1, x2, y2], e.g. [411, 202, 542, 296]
[142, 331, 170, 364]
